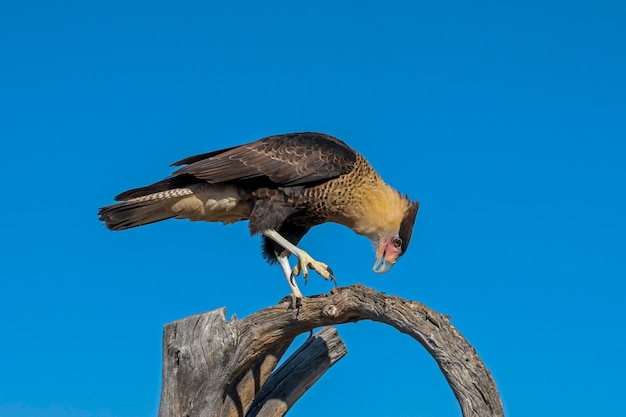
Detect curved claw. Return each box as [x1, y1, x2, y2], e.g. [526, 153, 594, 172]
[289, 270, 298, 287]
[292, 264, 309, 285]
[327, 267, 337, 287]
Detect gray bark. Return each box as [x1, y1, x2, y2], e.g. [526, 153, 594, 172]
[247, 327, 347, 417]
[158, 284, 504, 417]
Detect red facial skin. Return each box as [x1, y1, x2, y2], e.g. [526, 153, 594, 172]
[373, 237, 402, 273]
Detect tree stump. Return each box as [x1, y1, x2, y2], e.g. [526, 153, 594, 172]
[158, 284, 504, 417]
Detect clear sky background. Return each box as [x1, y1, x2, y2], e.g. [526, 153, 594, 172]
[1, 1, 625, 417]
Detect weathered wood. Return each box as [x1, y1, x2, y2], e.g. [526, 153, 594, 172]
[158, 309, 293, 417]
[159, 284, 504, 417]
[247, 327, 348, 417]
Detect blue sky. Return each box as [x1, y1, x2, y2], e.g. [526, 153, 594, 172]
[1, 1, 625, 416]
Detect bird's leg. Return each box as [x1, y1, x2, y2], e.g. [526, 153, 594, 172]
[276, 254, 303, 309]
[264, 229, 336, 285]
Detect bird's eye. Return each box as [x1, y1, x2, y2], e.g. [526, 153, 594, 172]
[392, 237, 402, 248]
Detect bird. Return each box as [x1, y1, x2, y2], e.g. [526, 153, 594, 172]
[98, 132, 419, 302]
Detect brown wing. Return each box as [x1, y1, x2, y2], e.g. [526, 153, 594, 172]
[171, 132, 357, 187]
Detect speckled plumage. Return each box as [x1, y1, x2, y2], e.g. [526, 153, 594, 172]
[98, 132, 419, 278]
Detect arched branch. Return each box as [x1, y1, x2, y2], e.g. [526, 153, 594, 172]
[159, 284, 504, 417]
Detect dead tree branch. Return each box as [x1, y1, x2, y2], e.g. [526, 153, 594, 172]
[158, 284, 504, 417]
[246, 326, 347, 417]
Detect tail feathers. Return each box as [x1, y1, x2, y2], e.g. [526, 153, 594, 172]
[114, 174, 200, 201]
[98, 198, 176, 231]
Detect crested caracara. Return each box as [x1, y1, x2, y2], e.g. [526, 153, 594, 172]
[98, 132, 419, 300]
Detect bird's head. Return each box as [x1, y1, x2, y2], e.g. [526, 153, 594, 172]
[372, 200, 420, 273]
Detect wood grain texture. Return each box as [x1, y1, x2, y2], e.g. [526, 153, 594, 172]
[247, 327, 347, 417]
[158, 284, 504, 417]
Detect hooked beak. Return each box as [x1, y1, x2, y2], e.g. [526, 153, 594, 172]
[373, 255, 395, 273]
[372, 239, 397, 273]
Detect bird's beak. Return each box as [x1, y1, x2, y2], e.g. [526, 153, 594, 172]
[373, 239, 398, 274]
[373, 255, 395, 273]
